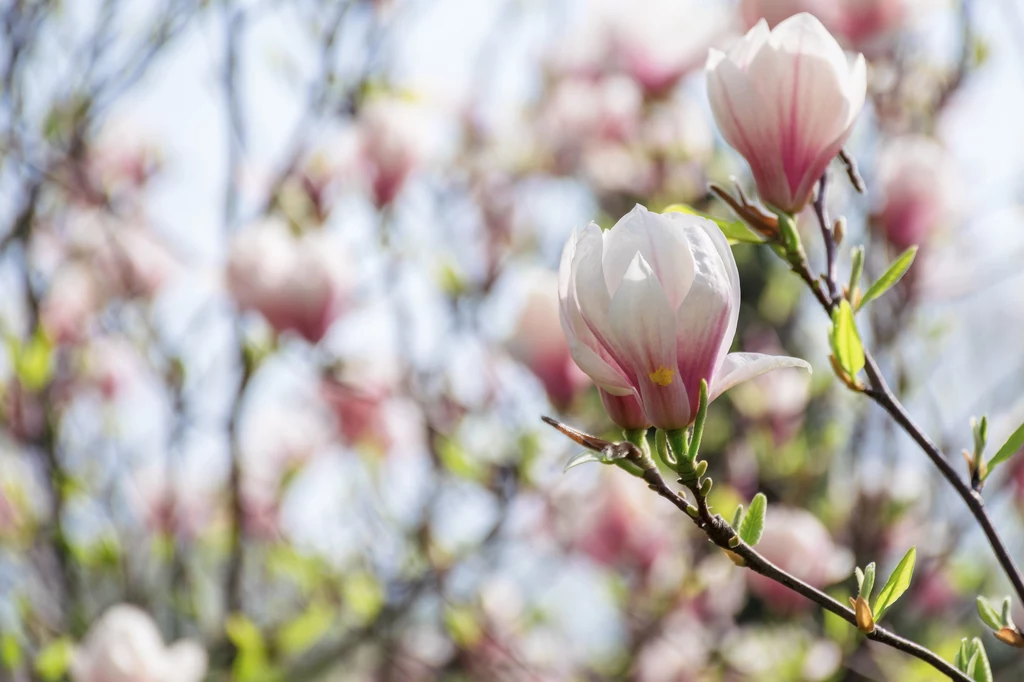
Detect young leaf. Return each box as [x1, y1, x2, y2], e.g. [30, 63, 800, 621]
[858, 245, 918, 310]
[662, 204, 765, 244]
[873, 547, 916, 621]
[563, 451, 603, 472]
[855, 566, 864, 594]
[969, 638, 994, 682]
[1002, 596, 1015, 628]
[830, 300, 865, 377]
[977, 596, 1003, 630]
[955, 639, 969, 670]
[732, 504, 745, 530]
[739, 493, 767, 546]
[860, 562, 876, 601]
[985, 420, 1024, 479]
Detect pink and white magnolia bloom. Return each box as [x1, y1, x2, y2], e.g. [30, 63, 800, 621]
[226, 219, 349, 343]
[70, 605, 207, 682]
[559, 205, 810, 430]
[706, 14, 866, 214]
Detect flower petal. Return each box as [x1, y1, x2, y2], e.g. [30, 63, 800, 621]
[706, 50, 791, 210]
[602, 205, 695, 308]
[162, 640, 208, 682]
[559, 229, 634, 395]
[710, 352, 811, 402]
[607, 253, 690, 429]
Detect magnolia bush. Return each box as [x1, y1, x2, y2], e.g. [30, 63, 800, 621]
[1, 0, 1022, 680]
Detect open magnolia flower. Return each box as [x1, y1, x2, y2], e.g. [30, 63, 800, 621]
[706, 13, 866, 214]
[70, 605, 207, 682]
[559, 205, 809, 430]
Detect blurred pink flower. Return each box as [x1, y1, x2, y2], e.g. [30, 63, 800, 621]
[875, 135, 958, 250]
[537, 75, 643, 173]
[577, 471, 673, 573]
[747, 507, 853, 612]
[80, 337, 145, 400]
[41, 264, 101, 345]
[706, 14, 866, 214]
[505, 270, 589, 410]
[70, 605, 207, 682]
[63, 210, 179, 299]
[741, 0, 905, 48]
[320, 377, 393, 453]
[133, 468, 215, 540]
[357, 97, 431, 208]
[225, 219, 349, 343]
[607, 0, 728, 96]
[740, 0, 843, 35]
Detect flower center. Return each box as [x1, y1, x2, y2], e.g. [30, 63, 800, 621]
[648, 367, 675, 387]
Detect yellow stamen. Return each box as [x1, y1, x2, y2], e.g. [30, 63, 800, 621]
[648, 367, 675, 387]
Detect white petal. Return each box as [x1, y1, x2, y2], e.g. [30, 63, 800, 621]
[161, 641, 208, 682]
[607, 253, 690, 429]
[748, 14, 863, 207]
[558, 228, 633, 394]
[711, 352, 811, 402]
[603, 205, 694, 308]
[706, 51, 791, 210]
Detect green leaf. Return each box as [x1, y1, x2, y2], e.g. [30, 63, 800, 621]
[444, 606, 482, 648]
[437, 436, 485, 481]
[731, 504, 745, 530]
[687, 380, 709, 461]
[873, 546, 916, 621]
[859, 562, 876, 601]
[955, 639, 969, 670]
[739, 493, 767, 546]
[985, 420, 1024, 479]
[848, 245, 865, 295]
[662, 204, 764, 244]
[1002, 597, 1014, 628]
[858, 246, 918, 310]
[34, 638, 72, 682]
[343, 572, 383, 623]
[830, 300, 865, 377]
[1, 633, 21, 670]
[226, 615, 268, 682]
[564, 451, 603, 472]
[977, 596, 1003, 630]
[277, 604, 333, 656]
[969, 638, 993, 682]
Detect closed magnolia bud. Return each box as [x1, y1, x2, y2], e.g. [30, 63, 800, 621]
[70, 605, 207, 682]
[706, 14, 866, 214]
[226, 219, 348, 344]
[559, 205, 808, 430]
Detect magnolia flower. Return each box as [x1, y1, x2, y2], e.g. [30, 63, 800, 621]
[357, 97, 430, 208]
[740, 0, 842, 33]
[706, 14, 866, 214]
[608, 0, 728, 95]
[741, 0, 904, 49]
[875, 135, 957, 250]
[70, 605, 207, 682]
[505, 270, 589, 409]
[747, 507, 853, 612]
[559, 205, 809, 430]
[225, 219, 348, 343]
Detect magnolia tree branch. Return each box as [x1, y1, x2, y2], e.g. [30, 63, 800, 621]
[798, 167, 1024, 610]
[549, 427, 972, 682]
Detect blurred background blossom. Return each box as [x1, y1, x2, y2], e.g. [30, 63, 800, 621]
[1, 0, 1023, 680]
